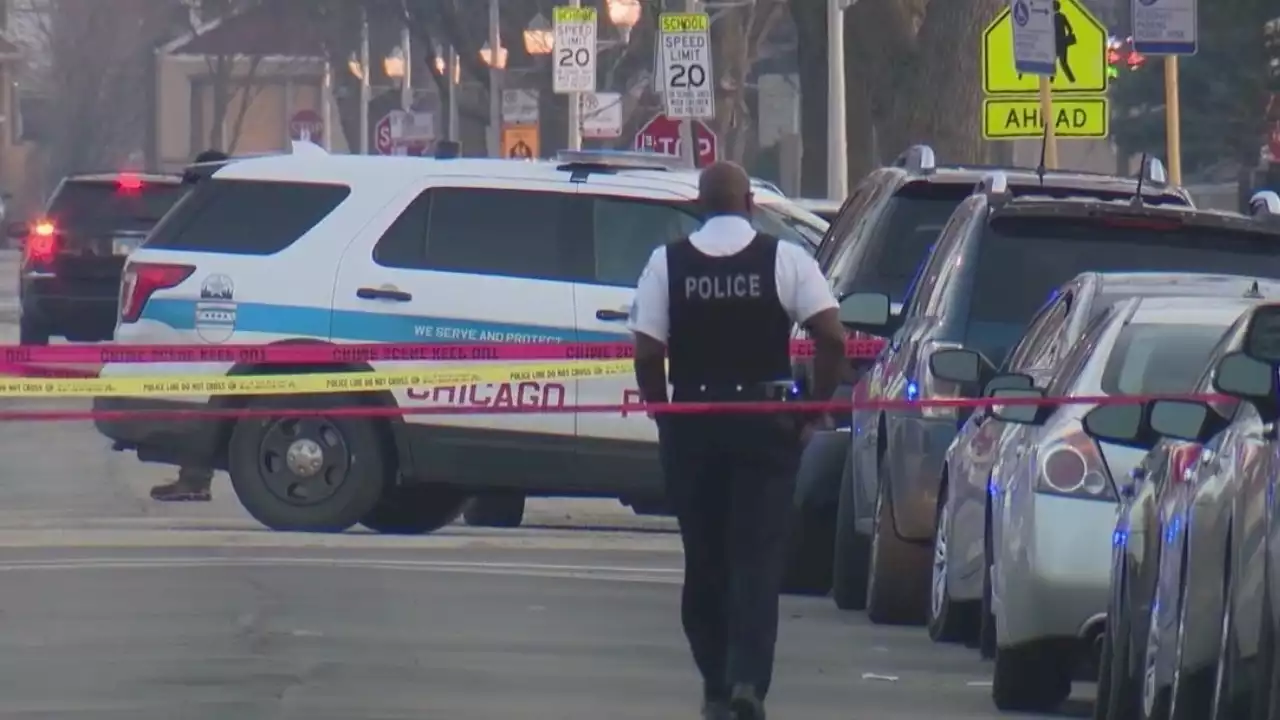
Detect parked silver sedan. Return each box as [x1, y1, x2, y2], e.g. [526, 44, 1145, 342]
[938, 295, 1255, 713]
[929, 272, 1280, 649]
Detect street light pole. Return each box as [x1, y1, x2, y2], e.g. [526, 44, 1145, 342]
[358, 7, 370, 154]
[676, 0, 697, 169]
[567, 0, 583, 151]
[400, 25, 412, 113]
[826, 0, 848, 200]
[488, 0, 502, 157]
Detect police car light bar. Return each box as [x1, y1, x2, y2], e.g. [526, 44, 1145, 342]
[1249, 190, 1280, 220]
[555, 150, 685, 172]
[891, 145, 937, 175]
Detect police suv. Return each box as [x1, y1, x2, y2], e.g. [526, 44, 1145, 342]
[92, 143, 829, 534]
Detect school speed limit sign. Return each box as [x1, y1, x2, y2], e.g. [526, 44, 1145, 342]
[658, 12, 714, 120]
[552, 6, 597, 94]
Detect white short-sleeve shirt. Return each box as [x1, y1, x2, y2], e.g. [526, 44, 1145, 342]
[627, 214, 838, 342]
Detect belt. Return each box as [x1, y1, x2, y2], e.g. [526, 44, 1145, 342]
[671, 381, 799, 403]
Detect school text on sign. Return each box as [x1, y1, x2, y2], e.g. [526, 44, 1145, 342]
[657, 12, 714, 120]
[552, 6, 597, 94]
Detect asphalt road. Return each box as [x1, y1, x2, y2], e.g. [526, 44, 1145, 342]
[0, 318, 1087, 719]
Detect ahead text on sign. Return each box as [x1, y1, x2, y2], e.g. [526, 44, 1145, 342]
[982, 97, 1109, 139]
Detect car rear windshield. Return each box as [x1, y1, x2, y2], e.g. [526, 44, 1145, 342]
[144, 178, 351, 255]
[1100, 323, 1227, 395]
[855, 182, 972, 300]
[47, 180, 186, 232]
[962, 216, 1280, 360]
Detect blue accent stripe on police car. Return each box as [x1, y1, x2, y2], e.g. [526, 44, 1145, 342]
[140, 298, 623, 343]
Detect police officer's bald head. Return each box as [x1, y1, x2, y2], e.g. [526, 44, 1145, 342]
[697, 161, 752, 218]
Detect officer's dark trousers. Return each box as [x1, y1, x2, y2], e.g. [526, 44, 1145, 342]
[658, 407, 802, 702]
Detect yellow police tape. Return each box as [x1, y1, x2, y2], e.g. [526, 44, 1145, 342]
[0, 360, 634, 398]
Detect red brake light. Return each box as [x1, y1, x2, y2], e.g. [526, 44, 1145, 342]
[117, 173, 143, 193]
[119, 262, 194, 323]
[24, 221, 57, 264]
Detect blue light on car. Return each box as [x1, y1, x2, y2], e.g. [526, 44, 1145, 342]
[1112, 528, 1127, 547]
[1165, 514, 1181, 545]
[906, 380, 920, 402]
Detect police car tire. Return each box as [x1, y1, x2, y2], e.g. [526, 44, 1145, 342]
[461, 493, 526, 528]
[359, 485, 468, 535]
[226, 394, 390, 533]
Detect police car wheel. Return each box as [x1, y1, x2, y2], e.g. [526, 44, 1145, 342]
[462, 493, 526, 528]
[227, 394, 389, 533]
[360, 485, 468, 535]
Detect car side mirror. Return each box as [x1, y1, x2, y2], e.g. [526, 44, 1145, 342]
[983, 373, 1035, 395]
[928, 348, 989, 385]
[1148, 399, 1219, 443]
[1212, 352, 1276, 400]
[1082, 403, 1153, 449]
[837, 292, 900, 336]
[5, 220, 27, 240]
[989, 387, 1051, 425]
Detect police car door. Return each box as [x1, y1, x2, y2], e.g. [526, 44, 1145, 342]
[331, 177, 578, 446]
[571, 188, 701, 444]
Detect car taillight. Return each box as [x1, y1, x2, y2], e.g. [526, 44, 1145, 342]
[119, 262, 194, 323]
[1036, 429, 1114, 500]
[24, 221, 57, 265]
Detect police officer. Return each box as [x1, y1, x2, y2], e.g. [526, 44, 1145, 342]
[149, 148, 228, 502]
[628, 161, 846, 720]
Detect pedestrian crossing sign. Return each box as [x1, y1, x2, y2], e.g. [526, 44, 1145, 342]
[982, 0, 1108, 95]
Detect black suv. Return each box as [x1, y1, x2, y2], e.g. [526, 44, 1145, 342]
[783, 145, 1192, 596]
[835, 180, 1280, 626]
[12, 173, 187, 344]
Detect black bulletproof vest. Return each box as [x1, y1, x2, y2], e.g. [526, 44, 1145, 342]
[666, 232, 793, 387]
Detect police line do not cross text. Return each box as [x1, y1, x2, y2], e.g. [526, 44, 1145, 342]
[659, 13, 715, 120]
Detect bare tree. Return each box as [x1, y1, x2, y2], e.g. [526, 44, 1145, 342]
[184, 0, 284, 153]
[38, 0, 169, 181]
[710, 0, 787, 163]
[791, 0, 1001, 195]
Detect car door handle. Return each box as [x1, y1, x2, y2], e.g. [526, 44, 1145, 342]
[357, 287, 412, 302]
[595, 308, 629, 322]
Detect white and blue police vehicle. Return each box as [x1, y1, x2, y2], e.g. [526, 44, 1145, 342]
[92, 143, 828, 534]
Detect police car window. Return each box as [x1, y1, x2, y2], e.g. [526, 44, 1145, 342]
[372, 191, 430, 269]
[850, 182, 972, 302]
[144, 179, 349, 255]
[425, 187, 569, 280]
[591, 198, 700, 286]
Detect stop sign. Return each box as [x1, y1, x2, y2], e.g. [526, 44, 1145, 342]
[289, 109, 323, 144]
[634, 115, 718, 167]
[374, 113, 395, 155]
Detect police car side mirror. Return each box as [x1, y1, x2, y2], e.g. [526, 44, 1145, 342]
[838, 292, 898, 335]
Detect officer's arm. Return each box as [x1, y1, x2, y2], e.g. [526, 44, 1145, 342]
[804, 308, 846, 405]
[629, 248, 670, 406]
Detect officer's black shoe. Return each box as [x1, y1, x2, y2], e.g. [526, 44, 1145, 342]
[701, 699, 732, 719]
[728, 684, 765, 720]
